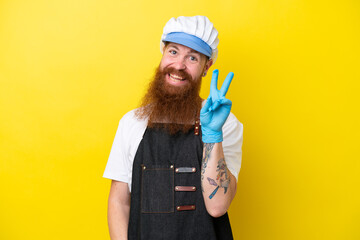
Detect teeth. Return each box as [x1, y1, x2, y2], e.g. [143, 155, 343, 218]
[169, 74, 185, 82]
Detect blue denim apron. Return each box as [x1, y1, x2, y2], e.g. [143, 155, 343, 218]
[128, 124, 233, 239]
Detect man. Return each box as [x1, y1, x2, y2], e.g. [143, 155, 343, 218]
[103, 16, 243, 240]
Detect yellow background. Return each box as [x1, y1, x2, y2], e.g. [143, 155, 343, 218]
[1, 0, 359, 239]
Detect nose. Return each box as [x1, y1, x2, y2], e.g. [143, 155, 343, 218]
[173, 58, 186, 70]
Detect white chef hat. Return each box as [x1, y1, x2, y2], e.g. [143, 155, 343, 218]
[160, 16, 219, 64]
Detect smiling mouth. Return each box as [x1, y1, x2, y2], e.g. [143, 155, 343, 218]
[169, 73, 186, 82]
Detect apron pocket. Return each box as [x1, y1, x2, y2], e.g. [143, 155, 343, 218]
[141, 165, 174, 213]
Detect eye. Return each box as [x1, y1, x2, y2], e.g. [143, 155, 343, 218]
[169, 50, 177, 55]
[189, 56, 198, 62]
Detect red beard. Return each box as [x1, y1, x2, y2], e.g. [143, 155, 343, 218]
[135, 65, 203, 134]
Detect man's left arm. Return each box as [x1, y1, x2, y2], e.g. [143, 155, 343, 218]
[200, 69, 240, 217]
[201, 141, 237, 217]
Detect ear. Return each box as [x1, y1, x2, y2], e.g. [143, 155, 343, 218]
[202, 59, 213, 77]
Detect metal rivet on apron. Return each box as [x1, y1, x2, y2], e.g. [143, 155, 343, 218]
[142, 166, 146, 170]
[175, 168, 179, 173]
[192, 168, 196, 172]
[170, 165, 174, 169]
[175, 187, 179, 190]
[177, 206, 180, 210]
[192, 187, 196, 190]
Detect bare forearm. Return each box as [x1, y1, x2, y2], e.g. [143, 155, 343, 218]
[107, 181, 131, 240]
[108, 198, 130, 240]
[201, 142, 236, 217]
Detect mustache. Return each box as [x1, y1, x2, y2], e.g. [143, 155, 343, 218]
[162, 67, 193, 82]
[135, 65, 203, 134]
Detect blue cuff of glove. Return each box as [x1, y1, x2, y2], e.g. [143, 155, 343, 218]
[201, 128, 223, 143]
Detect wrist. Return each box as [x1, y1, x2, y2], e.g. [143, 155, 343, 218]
[201, 127, 223, 143]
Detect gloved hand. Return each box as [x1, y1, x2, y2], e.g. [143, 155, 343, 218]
[200, 69, 234, 143]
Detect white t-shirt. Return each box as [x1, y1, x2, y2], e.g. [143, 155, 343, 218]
[103, 109, 243, 192]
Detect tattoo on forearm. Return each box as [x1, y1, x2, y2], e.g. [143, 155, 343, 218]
[201, 143, 215, 192]
[207, 177, 217, 186]
[206, 158, 231, 199]
[201, 144, 231, 198]
[209, 186, 219, 199]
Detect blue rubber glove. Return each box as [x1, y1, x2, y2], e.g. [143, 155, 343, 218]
[200, 69, 234, 143]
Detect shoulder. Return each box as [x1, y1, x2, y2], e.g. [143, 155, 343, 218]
[120, 108, 140, 123]
[119, 108, 148, 128]
[222, 112, 243, 181]
[224, 112, 243, 132]
[114, 108, 148, 144]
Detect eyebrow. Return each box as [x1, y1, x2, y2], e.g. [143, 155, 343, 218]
[189, 49, 201, 55]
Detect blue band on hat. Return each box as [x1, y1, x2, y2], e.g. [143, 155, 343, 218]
[163, 32, 212, 58]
